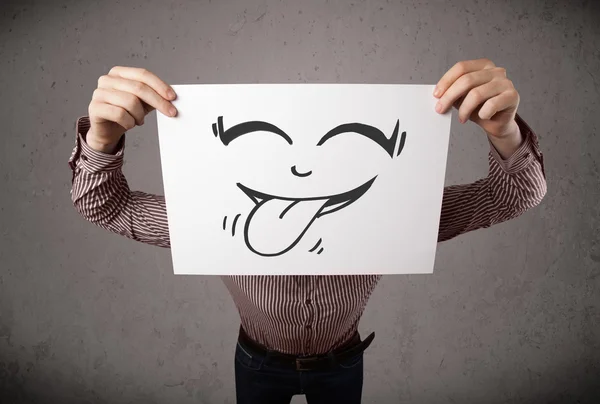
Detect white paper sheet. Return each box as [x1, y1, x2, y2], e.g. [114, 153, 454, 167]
[156, 84, 451, 275]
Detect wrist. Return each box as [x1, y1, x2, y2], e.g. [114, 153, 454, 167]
[85, 130, 121, 154]
[486, 119, 520, 140]
[487, 120, 523, 159]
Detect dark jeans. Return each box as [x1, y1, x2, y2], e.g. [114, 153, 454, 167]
[234, 337, 364, 404]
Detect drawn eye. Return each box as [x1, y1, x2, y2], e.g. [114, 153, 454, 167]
[213, 116, 293, 146]
[316, 120, 406, 158]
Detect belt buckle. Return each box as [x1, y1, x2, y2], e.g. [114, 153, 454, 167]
[296, 356, 319, 371]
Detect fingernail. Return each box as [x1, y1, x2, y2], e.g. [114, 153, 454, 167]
[435, 102, 442, 113]
[167, 89, 176, 100]
[433, 87, 441, 97]
[169, 107, 177, 117]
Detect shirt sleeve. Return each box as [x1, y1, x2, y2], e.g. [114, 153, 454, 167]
[68, 116, 171, 248]
[437, 113, 547, 242]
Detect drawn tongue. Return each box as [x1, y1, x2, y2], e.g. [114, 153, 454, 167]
[246, 198, 329, 256]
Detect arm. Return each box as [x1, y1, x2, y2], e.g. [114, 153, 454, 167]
[70, 115, 545, 247]
[69, 116, 171, 248]
[437, 113, 547, 242]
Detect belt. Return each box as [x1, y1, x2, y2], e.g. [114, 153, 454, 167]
[238, 326, 375, 371]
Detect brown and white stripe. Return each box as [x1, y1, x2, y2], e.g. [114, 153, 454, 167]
[68, 114, 546, 355]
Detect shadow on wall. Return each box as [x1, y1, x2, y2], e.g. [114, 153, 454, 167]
[1, 357, 599, 404]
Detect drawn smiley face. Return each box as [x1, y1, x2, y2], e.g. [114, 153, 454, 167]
[213, 116, 407, 257]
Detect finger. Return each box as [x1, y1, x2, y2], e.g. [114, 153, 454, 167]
[477, 88, 520, 120]
[436, 68, 498, 114]
[434, 58, 496, 98]
[108, 66, 177, 101]
[89, 100, 136, 130]
[92, 88, 146, 126]
[457, 80, 506, 123]
[98, 75, 177, 117]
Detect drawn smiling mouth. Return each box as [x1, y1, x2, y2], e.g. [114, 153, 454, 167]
[235, 177, 377, 257]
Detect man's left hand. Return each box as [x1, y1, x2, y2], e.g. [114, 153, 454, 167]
[433, 58, 521, 148]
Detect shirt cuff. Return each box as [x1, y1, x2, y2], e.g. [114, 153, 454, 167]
[68, 116, 126, 174]
[488, 113, 544, 175]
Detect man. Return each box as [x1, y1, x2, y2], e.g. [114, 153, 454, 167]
[68, 58, 547, 403]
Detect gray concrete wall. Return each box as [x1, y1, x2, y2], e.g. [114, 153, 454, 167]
[1, 0, 598, 403]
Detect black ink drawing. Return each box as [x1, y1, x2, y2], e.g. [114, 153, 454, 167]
[215, 116, 407, 257]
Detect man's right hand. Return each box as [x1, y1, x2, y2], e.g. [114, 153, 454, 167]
[86, 66, 178, 153]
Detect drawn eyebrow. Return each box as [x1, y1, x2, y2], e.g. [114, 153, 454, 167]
[316, 120, 407, 158]
[212, 116, 293, 146]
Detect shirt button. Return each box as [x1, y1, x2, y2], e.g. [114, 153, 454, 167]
[306, 324, 311, 329]
[81, 155, 88, 161]
[305, 298, 312, 305]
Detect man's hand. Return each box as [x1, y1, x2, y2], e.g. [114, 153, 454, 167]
[434, 58, 523, 159]
[86, 66, 178, 153]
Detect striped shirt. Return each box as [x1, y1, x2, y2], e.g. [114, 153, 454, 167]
[68, 113, 547, 355]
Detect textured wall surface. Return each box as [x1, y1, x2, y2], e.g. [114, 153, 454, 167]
[1, 0, 599, 403]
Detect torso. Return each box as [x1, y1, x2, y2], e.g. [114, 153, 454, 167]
[221, 275, 382, 355]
